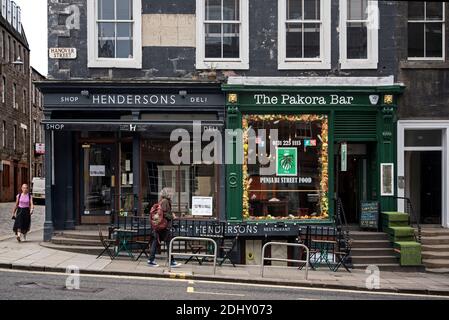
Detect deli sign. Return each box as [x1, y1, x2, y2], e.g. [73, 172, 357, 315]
[49, 48, 77, 59]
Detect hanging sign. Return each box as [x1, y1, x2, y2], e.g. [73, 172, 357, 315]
[341, 143, 347, 172]
[35, 143, 45, 155]
[381, 163, 395, 196]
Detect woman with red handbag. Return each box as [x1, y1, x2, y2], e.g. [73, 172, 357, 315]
[11, 184, 34, 242]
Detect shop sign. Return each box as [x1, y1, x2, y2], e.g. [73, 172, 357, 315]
[276, 147, 298, 176]
[35, 143, 45, 155]
[183, 223, 301, 237]
[49, 48, 77, 59]
[192, 197, 213, 216]
[254, 94, 355, 106]
[89, 165, 105, 177]
[247, 93, 384, 106]
[45, 93, 224, 107]
[360, 201, 379, 230]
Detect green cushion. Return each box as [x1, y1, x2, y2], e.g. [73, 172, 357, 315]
[382, 221, 409, 228]
[394, 242, 422, 266]
[382, 212, 409, 222]
[385, 227, 415, 237]
[395, 241, 422, 249]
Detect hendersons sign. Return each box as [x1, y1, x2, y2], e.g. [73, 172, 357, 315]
[252, 93, 380, 106]
[45, 93, 224, 107]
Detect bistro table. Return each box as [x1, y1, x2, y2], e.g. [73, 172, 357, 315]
[114, 229, 138, 260]
[310, 239, 337, 271]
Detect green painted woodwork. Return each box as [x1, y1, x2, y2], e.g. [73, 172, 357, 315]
[224, 85, 403, 223]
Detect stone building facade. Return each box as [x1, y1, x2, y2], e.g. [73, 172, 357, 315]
[0, 2, 32, 202]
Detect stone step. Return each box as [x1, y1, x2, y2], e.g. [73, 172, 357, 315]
[350, 240, 393, 249]
[351, 248, 396, 256]
[40, 242, 105, 255]
[349, 232, 389, 241]
[422, 251, 449, 260]
[352, 264, 425, 272]
[426, 268, 449, 274]
[422, 244, 449, 251]
[51, 237, 102, 247]
[421, 236, 449, 245]
[59, 231, 102, 241]
[422, 259, 449, 269]
[351, 256, 399, 265]
[420, 229, 449, 237]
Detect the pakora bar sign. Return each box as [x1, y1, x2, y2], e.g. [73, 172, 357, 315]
[251, 93, 381, 106]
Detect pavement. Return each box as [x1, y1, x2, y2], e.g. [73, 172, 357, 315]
[0, 228, 449, 297]
[0, 202, 45, 240]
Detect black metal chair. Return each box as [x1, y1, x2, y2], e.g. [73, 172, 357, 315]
[97, 226, 117, 260]
[219, 234, 239, 267]
[332, 228, 352, 272]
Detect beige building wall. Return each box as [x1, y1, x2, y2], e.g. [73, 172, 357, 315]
[142, 14, 196, 47]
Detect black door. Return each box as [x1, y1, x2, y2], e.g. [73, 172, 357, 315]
[420, 151, 442, 224]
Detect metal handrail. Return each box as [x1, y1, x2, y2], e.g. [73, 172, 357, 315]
[335, 197, 348, 229]
[394, 196, 421, 243]
[261, 242, 310, 280]
[168, 236, 218, 274]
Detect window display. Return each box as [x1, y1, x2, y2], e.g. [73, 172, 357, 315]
[242, 114, 329, 220]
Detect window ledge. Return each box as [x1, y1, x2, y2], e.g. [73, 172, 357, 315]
[196, 60, 249, 70]
[400, 60, 449, 69]
[88, 59, 142, 69]
[340, 61, 378, 70]
[278, 61, 331, 70]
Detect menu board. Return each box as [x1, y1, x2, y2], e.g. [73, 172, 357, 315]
[360, 201, 379, 230]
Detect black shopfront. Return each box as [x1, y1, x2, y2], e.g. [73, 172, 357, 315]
[39, 81, 226, 241]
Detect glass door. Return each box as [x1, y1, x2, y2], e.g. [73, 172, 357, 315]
[81, 144, 116, 216]
[158, 165, 190, 214]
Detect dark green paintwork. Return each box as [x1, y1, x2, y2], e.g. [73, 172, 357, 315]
[223, 85, 404, 224]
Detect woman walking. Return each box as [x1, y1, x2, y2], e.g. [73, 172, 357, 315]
[12, 184, 34, 242]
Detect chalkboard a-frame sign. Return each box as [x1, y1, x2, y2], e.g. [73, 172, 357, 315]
[360, 201, 380, 230]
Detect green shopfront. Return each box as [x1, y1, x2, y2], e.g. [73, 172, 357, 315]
[223, 84, 403, 264]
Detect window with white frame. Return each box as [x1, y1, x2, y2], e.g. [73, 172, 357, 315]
[196, 0, 249, 70]
[1, 76, 5, 104]
[1, 120, 5, 148]
[22, 89, 26, 114]
[339, 0, 378, 69]
[87, 0, 142, 68]
[12, 83, 16, 109]
[278, 0, 331, 70]
[13, 124, 16, 150]
[408, 2, 445, 60]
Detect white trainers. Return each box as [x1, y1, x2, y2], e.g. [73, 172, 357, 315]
[147, 260, 159, 267]
[170, 261, 182, 268]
